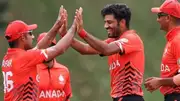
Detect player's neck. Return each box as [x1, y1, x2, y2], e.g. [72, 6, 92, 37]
[167, 24, 180, 32]
[117, 27, 129, 39]
[14, 44, 26, 50]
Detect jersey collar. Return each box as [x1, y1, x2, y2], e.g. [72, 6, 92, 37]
[7, 48, 25, 54]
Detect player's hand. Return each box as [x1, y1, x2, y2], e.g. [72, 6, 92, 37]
[75, 7, 83, 33]
[65, 12, 78, 34]
[71, 15, 77, 32]
[144, 77, 162, 93]
[59, 8, 68, 37]
[56, 5, 65, 27]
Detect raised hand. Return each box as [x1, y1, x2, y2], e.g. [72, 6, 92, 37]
[68, 13, 78, 33]
[59, 8, 68, 37]
[75, 7, 84, 33]
[56, 5, 65, 27]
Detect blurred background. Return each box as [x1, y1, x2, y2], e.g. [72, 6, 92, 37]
[0, 0, 167, 101]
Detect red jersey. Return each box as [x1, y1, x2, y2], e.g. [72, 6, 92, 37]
[1, 48, 48, 101]
[160, 27, 180, 95]
[106, 30, 144, 98]
[37, 60, 72, 101]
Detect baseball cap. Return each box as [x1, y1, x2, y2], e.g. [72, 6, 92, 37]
[5, 20, 37, 42]
[37, 32, 56, 44]
[151, 0, 180, 18]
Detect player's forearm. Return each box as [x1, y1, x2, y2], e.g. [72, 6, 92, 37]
[46, 26, 75, 61]
[71, 38, 88, 54]
[71, 38, 98, 55]
[83, 32, 109, 55]
[36, 21, 61, 49]
[159, 78, 176, 87]
[54, 26, 75, 54]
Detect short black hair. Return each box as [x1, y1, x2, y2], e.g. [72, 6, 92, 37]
[101, 3, 131, 28]
[8, 41, 17, 48]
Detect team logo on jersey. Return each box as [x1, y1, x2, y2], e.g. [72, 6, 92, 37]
[59, 75, 65, 84]
[119, 38, 128, 44]
[115, 38, 128, 52]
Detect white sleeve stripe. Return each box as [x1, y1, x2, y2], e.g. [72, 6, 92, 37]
[41, 49, 48, 59]
[115, 41, 124, 52]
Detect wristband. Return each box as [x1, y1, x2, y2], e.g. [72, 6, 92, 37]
[78, 29, 87, 38]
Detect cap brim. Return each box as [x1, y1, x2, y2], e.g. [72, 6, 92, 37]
[28, 24, 37, 31]
[151, 7, 161, 13]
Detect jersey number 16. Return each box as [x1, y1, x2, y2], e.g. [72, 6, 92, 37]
[2, 71, 13, 93]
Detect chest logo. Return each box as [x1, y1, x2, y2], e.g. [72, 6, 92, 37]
[119, 38, 128, 43]
[59, 75, 65, 84]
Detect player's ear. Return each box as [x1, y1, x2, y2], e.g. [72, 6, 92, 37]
[168, 15, 175, 22]
[120, 19, 126, 27]
[20, 35, 27, 42]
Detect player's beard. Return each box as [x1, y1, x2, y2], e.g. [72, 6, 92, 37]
[24, 35, 33, 50]
[160, 24, 168, 32]
[108, 24, 121, 38]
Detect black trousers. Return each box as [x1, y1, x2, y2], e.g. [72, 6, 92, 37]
[113, 95, 144, 101]
[165, 93, 180, 101]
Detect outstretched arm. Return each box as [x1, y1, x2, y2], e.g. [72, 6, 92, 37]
[82, 32, 120, 55]
[58, 8, 99, 55]
[71, 38, 99, 55]
[75, 7, 120, 56]
[45, 17, 77, 61]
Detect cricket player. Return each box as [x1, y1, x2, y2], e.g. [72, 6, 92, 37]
[68, 4, 145, 101]
[37, 33, 72, 101]
[145, 0, 180, 101]
[2, 6, 76, 101]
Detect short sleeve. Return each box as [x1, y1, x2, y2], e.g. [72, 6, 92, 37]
[114, 33, 143, 55]
[16, 49, 48, 68]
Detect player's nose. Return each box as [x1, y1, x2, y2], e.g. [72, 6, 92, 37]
[32, 35, 35, 39]
[104, 23, 109, 29]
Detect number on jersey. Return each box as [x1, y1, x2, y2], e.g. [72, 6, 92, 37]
[2, 71, 13, 93]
